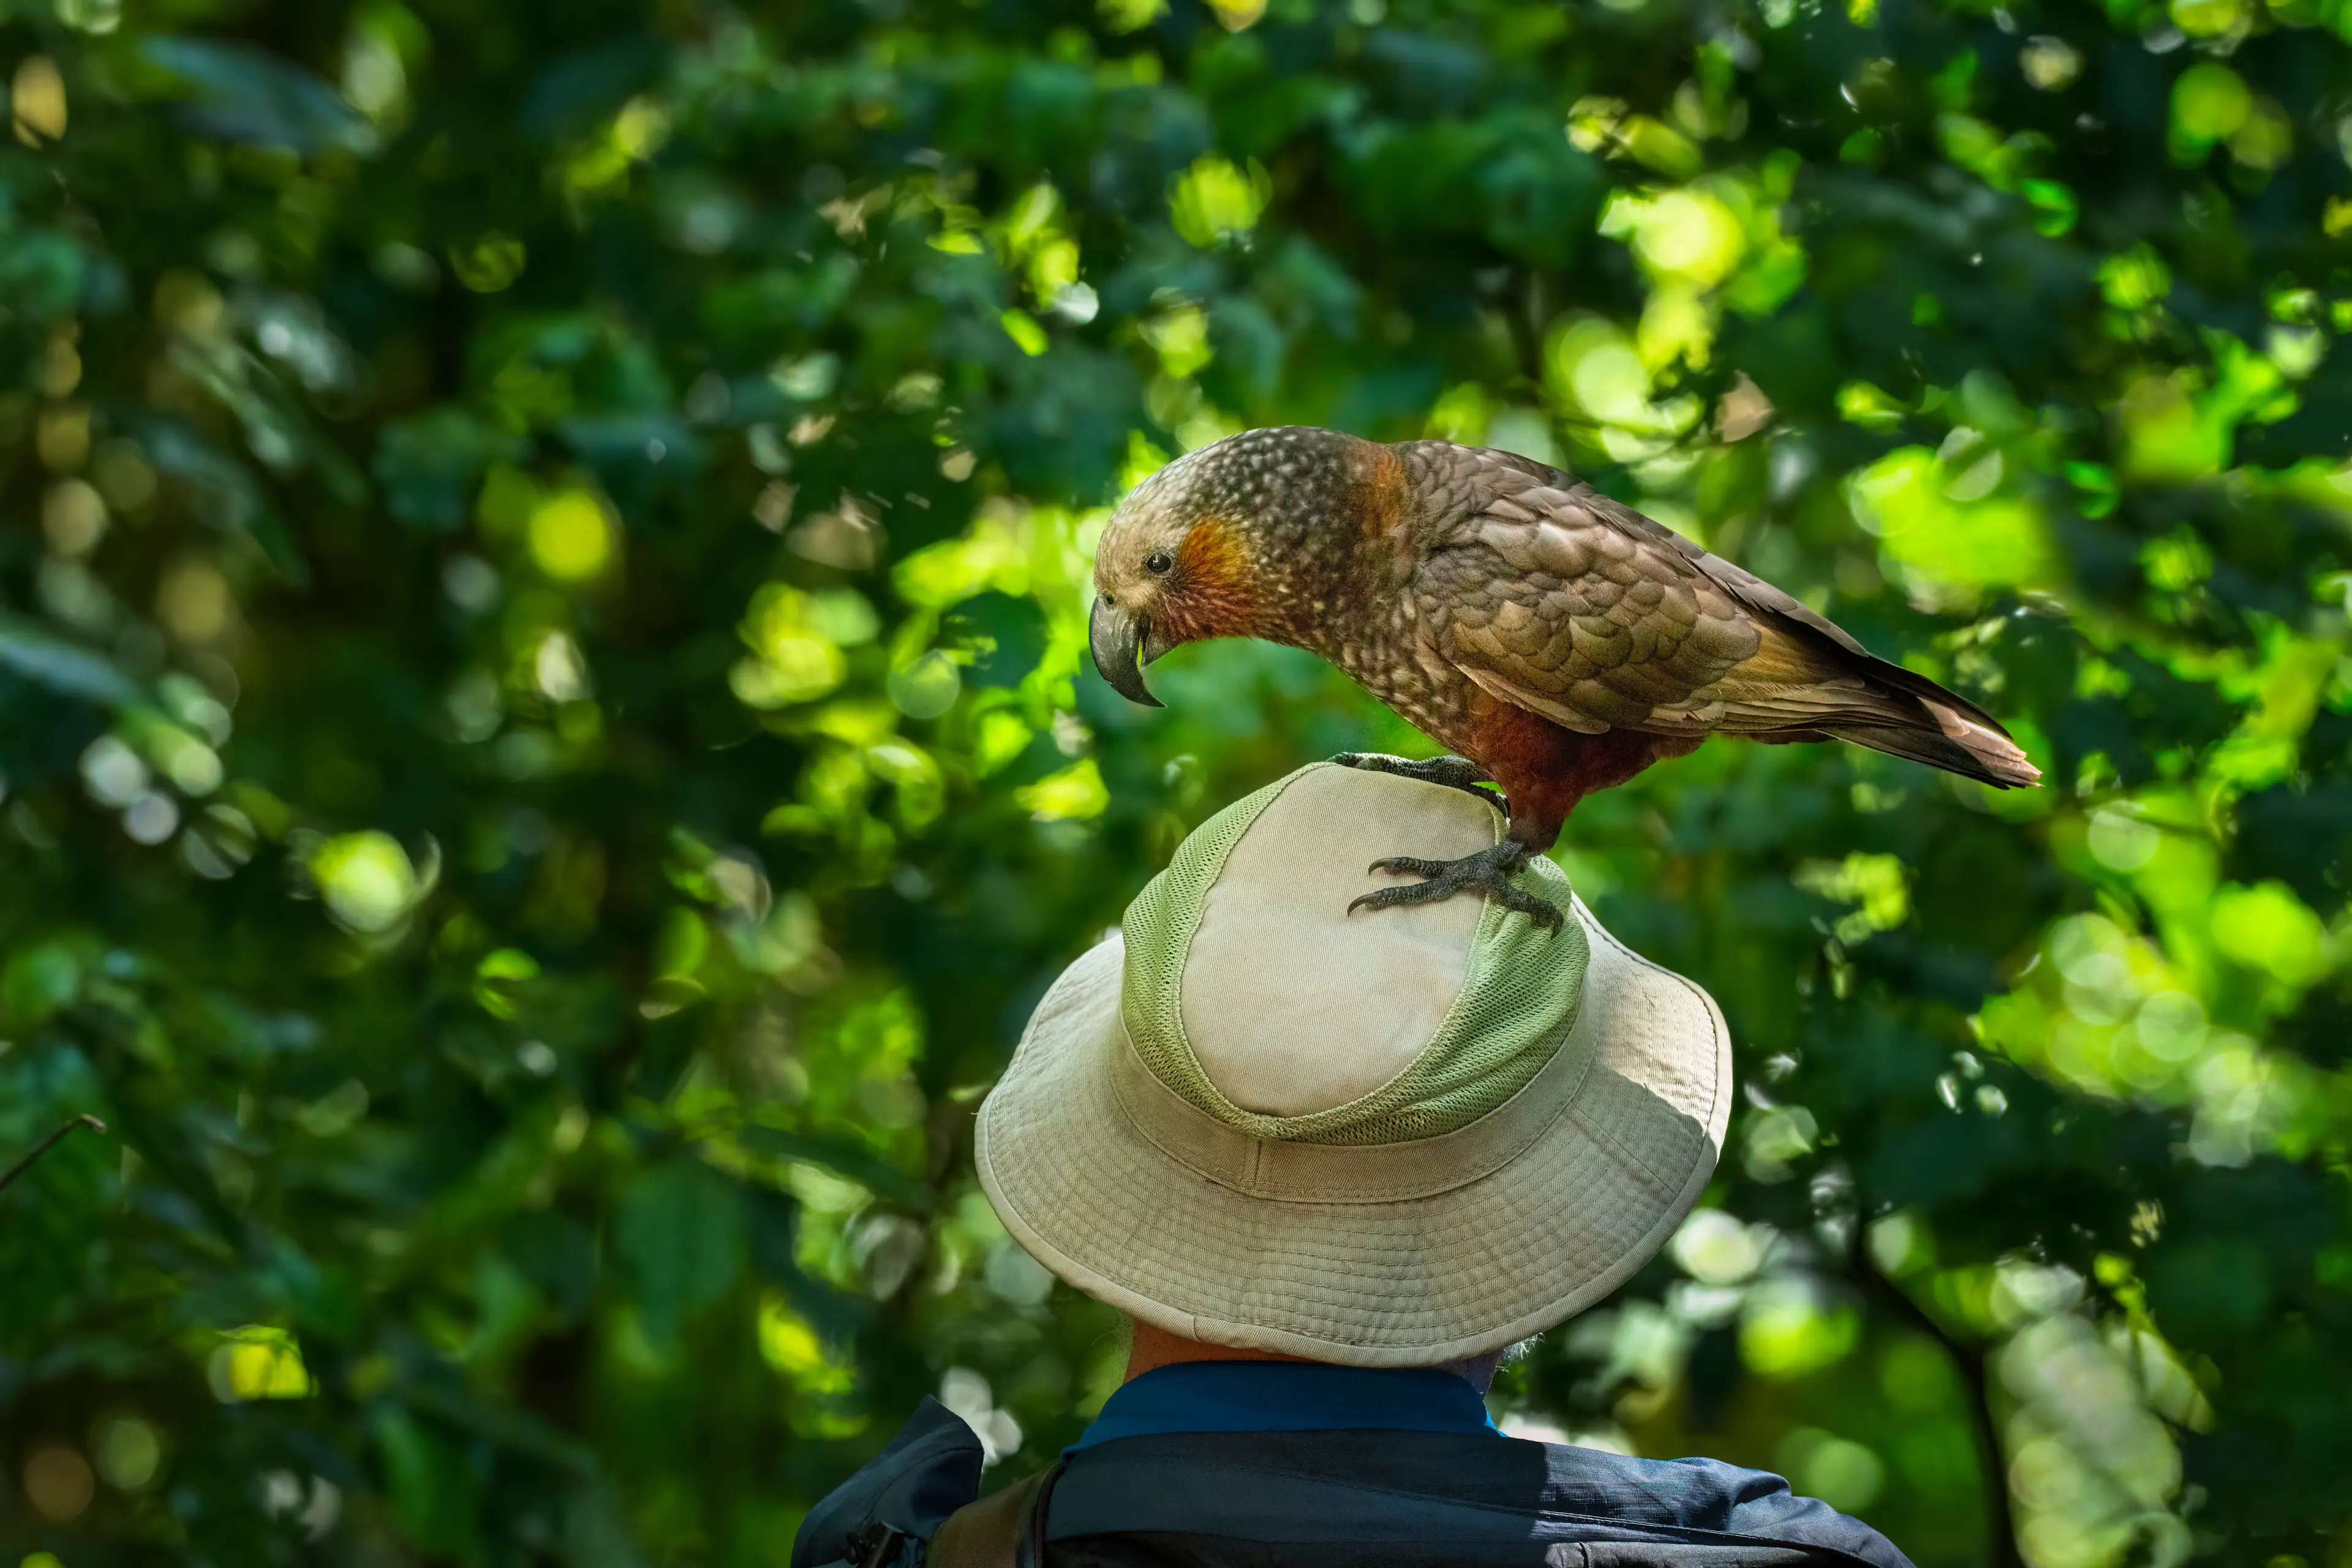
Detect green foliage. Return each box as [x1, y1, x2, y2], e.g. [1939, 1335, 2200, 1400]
[0, 0, 2348, 1566]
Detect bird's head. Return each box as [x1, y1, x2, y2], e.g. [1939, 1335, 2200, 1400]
[1090, 426, 1395, 707]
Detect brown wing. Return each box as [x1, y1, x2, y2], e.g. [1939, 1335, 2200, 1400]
[1409, 449, 2039, 786]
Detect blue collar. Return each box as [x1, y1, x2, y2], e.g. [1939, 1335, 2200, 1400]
[1071, 1361, 1499, 1451]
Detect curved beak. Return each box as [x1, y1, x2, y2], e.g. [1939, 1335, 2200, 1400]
[1090, 595, 1163, 709]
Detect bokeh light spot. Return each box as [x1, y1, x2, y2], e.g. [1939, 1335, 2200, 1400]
[528, 490, 616, 582]
[92, 1415, 161, 1490]
[208, 1327, 315, 1401]
[23, 1445, 94, 1521]
[311, 831, 420, 933]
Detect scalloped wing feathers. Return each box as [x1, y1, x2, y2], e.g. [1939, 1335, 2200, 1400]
[1406, 445, 2039, 789]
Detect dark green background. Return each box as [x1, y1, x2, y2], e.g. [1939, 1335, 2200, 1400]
[1, 0, 2347, 1565]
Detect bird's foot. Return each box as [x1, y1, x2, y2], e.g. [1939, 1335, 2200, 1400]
[1331, 753, 1509, 815]
[1348, 839, 1564, 932]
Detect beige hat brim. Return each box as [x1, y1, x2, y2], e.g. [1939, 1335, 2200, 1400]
[975, 894, 1732, 1367]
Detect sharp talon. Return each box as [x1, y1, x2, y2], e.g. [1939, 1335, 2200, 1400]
[1513, 895, 1566, 933]
[1349, 885, 1420, 915]
[1345, 839, 1562, 928]
[1500, 900, 1562, 932]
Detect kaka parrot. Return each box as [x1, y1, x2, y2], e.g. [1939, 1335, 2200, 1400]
[1088, 426, 2038, 929]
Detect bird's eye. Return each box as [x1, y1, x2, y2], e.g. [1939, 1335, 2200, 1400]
[1145, 549, 1175, 576]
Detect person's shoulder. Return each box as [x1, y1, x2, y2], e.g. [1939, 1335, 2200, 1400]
[790, 1399, 985, 1568]
[1060, 1428, 1912, 1568]
[1522, 1439, 1915, 1568]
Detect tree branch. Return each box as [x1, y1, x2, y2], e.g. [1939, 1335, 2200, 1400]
[1853, 1245, 2022, 1568]
[0, 1114, 107, 1196]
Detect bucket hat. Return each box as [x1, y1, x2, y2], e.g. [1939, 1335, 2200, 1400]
[976, 761, 1732, 1366]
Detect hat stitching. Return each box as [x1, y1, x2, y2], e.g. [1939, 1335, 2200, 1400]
[984, 1055, 1720, 1357]
[1563, 1098, 1682, 1202]
[1106, 1003, 1600, 1204]
[987, 944, 1693, 1288]
[1569, 916, 1732, 1184]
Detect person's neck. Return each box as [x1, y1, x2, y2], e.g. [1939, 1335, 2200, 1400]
[1124, 1320, 1317, 1380]
[1123, 1320, 1501, 1394]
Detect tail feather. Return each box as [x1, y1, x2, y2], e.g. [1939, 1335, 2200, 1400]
[1820, 704, 2041, 789]
[1716, 623, 2041, 789]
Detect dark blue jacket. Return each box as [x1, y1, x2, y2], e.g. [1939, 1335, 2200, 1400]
[793, 1400, 1915, 1568]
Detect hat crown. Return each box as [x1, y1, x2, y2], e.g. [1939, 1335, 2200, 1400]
[1118, 763, 1591, 1147]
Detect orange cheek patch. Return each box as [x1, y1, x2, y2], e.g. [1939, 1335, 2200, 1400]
[1159, 521, 1257, 643]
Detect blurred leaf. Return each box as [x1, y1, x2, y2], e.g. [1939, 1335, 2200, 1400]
[139, 37, 376, 154]
[614, 1160, 745, 1345]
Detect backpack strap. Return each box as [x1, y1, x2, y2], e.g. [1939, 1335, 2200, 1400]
[925, 1463, 1061, 1568]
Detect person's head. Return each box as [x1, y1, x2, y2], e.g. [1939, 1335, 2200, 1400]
[976, 762, 1731, 1373]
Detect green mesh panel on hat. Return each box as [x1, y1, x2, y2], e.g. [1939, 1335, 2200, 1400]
[1118, 763, 1591, 1148]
